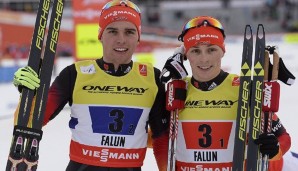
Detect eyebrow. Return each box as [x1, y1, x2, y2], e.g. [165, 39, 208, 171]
[126, 28, 137, 32]
[105, 27, 137, 32]
[207, 44, 216, 47]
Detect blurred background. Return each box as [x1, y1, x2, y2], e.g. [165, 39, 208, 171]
[1, 0, 298, 33]
[0, 0, 297, 71]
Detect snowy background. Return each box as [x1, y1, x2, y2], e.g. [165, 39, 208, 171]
[1, 37, 298, 170]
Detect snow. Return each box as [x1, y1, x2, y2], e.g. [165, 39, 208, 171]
[1, 40, 298, 170]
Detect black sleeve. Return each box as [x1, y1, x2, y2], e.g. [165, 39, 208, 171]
[148, 67, 170, 138]
[46, 64, 77, 121]
[271, 114, 288, 137]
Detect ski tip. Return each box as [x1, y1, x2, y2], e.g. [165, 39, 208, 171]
[257, 24, 265, 38]
[244, 25, 253, 40]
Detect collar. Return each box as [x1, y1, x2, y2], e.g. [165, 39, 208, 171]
[96, 58, 133, 76]
[191, 70, 228, 91]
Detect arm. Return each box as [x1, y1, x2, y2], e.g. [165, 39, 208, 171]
[255, 112, 291, 161]
[267, 113, 291, 171]
[43, 64, 76, 125]
[152, 133, 169, 171]
[149, 67, 170, 171]
[12, 65, 73, 126]
[270, 113, 291, 160]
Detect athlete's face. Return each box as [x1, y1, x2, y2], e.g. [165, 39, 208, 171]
[186, 44, 224, 82]
[101, 21, 139, 70]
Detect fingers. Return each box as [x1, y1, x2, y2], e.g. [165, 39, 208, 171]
[14, 67, 40, 90]
[22, 68, 40, 85]
[19, 78, 40, 90]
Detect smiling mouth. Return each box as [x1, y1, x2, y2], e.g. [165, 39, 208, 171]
[114, 48, 128, 52]
[198, 66, 212, 70]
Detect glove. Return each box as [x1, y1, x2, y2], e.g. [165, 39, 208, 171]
[13, 66, 40, 91]
[266, 46, 295, 86]
[166, 80, 187, 111]
[160, 45, 188, 84]
[268, 57, 295, 85]
[254, 133, 279, 159]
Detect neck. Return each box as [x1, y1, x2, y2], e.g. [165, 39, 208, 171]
[97, 58, 133, 76]
[191, 70, 228, 91]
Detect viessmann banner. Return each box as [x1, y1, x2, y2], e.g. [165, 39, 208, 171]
[72, 0, 109, 60]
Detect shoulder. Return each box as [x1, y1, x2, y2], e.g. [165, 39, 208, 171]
[134, 61, 156, 69]
[133, 62, 161, 84]
[59, 63, 76, 76]
[153, 67, 161, 75]
[74, 60, 96, 66]
[227, 73, 239, 79]
[226, 73, 240, 85]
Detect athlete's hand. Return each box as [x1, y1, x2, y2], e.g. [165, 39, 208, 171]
[265, 46, 295, 86]
[13, 66, 40, 91]
[160, 45, 188, 84]
[268, 57, 295, 85]
[254, 133, 279, 159]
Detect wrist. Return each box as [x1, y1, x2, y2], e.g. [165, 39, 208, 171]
[269, 147, 282, 161]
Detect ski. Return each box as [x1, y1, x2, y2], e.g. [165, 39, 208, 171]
[6, 0, 64, 170]
[167, 108, 179, 171]
[246, 24, 266, 171]
[166, 80, 187, 171]
[232, 25, 253, 171]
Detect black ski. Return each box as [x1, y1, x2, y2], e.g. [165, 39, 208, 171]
[232, 25, 253, 171]
[246, 24, 266, 171]
[6, 0, 64, 170]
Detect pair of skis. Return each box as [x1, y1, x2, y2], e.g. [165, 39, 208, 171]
[233, 24, 281, 171]
[6, 0, 64, 170]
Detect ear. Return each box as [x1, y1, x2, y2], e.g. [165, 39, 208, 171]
[220, 48, 225, 58]
[221, 53, 225, 59]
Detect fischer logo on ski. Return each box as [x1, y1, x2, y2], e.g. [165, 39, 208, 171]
[6, 0, 64, 171]
[233, 24, 266, 171]
[232, 25, 253, 171]
[246, 24, 266, 171]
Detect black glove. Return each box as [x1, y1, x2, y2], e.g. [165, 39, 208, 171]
[254, 133, 279, 159]
[266, 46, 295, 86]
[160, 46, 188, 84]
[268, 57, 296, 85]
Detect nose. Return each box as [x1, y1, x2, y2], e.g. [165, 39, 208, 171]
[117, 33, 126, 44]
[199, 53, 209, 63]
